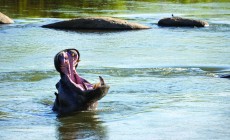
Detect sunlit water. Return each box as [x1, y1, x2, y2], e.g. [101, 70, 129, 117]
[0, 0, 230, 140]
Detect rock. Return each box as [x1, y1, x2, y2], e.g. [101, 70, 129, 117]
[158, 17, 209, 27]
[42, 17, 150, 30]
[0, 12, 14, 24]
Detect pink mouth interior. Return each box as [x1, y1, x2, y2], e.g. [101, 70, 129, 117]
[58, 50, 93, 91]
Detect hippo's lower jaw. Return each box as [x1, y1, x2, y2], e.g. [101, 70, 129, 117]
[53, 75, 110, 115]
[53, 49, 109, 115]
[84, 83, 110, 108]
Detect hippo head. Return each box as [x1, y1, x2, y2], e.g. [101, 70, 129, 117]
[53, 49, 109, 115]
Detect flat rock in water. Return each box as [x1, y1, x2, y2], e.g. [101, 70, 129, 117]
[42, 17, 150, 30]
[158, 17, 209, 27]
[0, 12, 14, 24]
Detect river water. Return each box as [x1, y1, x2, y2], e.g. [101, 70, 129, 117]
[0, 0, 230, 139]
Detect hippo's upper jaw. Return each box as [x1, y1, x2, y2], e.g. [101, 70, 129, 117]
[54, 48, 93, 91]
[53, 49, 110, 115]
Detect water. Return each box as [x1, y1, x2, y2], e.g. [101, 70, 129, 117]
[0, 0, 230, 139]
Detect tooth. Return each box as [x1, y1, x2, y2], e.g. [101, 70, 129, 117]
[99, 76, 105, 85]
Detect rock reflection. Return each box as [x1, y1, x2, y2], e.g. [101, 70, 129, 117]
[56, 111, 107, 140]
[0, 0, 127, 18]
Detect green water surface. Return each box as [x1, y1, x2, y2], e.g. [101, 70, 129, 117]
[0, 0, 230, 140]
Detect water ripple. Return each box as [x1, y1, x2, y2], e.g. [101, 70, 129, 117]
[0, 66, 229, 82]
[0, 71, 57, 82]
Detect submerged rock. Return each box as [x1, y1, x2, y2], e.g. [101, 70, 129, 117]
[42, 17, 150, 30]
[158, 16, 209, 27]
[0, 12, 14, 24]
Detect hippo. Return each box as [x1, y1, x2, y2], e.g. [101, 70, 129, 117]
[0, 12, 14, 24]
[53, 48, 110, 115]
[158, 15, 209, 27]
[42, 17, 150, 30]
[220, 74, 230, 78]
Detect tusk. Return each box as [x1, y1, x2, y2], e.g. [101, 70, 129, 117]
[99, 76, 105, 86]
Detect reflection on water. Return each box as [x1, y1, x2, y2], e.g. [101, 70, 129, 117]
[56, 111, 107, 140]
[0, 0, 127, 18]
[1, 0, 229, 18]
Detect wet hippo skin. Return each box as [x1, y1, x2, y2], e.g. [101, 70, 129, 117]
[53, 49, 109, 115]
[220, 74, 230, 78]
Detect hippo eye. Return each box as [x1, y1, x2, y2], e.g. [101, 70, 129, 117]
[69, 50, 78, 58]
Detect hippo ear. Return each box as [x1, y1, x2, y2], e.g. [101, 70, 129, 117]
[54, 51, 64, 73]
[74, 49, 80, 68]
[75, 49, 80, 61]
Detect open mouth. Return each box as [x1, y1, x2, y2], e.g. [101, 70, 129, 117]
[54, 49, 93, 91]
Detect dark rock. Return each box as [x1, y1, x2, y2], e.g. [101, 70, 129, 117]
[42, 17, 150, 30]
[158, 17, 209, 27]
[0, 12, 14, 24]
